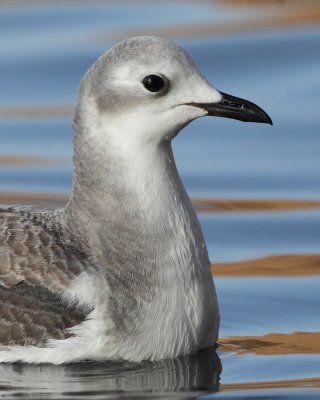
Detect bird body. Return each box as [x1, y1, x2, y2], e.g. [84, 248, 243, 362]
[0, 36, 271, 364]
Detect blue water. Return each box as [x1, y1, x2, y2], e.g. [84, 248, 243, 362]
[201, 210, 320, 262]
[0, 1, 320, 399]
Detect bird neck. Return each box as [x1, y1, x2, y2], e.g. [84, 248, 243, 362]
[68, 139, 185, 220]
[63, 111, 211, 292]
[65, 116, 200, 250]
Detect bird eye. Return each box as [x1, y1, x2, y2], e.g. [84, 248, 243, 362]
[142, 74, 166, 93]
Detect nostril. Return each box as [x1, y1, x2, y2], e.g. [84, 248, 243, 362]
[224, 99, 243, 109]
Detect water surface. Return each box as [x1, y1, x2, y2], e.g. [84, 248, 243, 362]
[0, 1, 320, 399]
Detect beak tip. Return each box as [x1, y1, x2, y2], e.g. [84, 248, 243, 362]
[265, 113, 273, 126]
[266, 114, 273, 126]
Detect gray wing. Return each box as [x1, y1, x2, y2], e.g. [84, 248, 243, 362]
[0, 207, 93, 347]
[0, 283, 89, 346]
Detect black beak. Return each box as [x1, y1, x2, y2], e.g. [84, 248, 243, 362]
[188, 91, 272, 125]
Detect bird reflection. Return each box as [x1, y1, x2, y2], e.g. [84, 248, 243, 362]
[0, 348, 221, 397]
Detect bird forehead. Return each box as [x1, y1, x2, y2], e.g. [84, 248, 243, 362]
[106, 36, 197, 75]
[113, 36, 187, 59]
[110, 60, 186, 82]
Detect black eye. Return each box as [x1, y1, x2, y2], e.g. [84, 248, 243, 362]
[142, 74, 166, 93]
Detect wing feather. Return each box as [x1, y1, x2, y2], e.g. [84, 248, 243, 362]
[0, 283, 90, 346]
[0, 207, 93, 347]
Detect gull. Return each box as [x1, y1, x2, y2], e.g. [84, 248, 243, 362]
[0, 36, 272, 364]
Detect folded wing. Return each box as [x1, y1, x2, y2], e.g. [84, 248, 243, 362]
[0, 207, 93, 347]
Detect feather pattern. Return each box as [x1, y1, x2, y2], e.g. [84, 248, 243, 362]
[0, 207, 93, 347]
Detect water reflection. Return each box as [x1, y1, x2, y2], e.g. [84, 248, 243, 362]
[214, 254, 320, 276]
[220, 331, 320, 355]
[105, 0, 320, 42]
[0, 349, 221, 398]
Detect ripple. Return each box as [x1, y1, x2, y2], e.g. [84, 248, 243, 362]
[0, 349, 221, 398]
[220, 332, 320, 355]
[213, 254, 320, 276]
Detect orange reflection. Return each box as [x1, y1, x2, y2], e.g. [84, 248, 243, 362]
[105, 0, 320, 41]
[221, 376, 320, 391]
[213, 254, 320, 276]
[0, 192, 68, 208]
[193, 198, 320, 213]
[0, 105, 73, 119]
[0, 156, 66, 166]
[219, 331, 320, 355]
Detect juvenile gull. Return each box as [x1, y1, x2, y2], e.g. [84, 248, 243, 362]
[0, 36, 272, 364]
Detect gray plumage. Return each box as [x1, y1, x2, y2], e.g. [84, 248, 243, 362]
[0, 207, 93, 346]
[0, 35, 270, 363]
